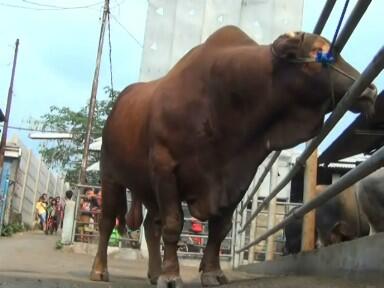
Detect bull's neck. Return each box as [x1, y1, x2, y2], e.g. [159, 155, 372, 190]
[207, 45, 279, 146]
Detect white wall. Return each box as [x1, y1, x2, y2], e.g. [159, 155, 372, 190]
[140, 0, 304, 82]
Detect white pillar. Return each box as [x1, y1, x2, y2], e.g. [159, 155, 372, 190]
[232, 207, 241, 269]
[266, 163, 278, 261]
[239, 198, 248, 265]
[61, 198, 76, 244]
[248, 188, 260, 263]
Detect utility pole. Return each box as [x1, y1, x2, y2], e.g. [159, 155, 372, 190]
[79, 0, 109, 184]
[0, 39, 20, 173]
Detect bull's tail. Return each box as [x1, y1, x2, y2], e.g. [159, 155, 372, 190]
[125, 195, 143, 231]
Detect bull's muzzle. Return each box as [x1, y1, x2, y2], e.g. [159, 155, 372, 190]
[350, 83, 377, 116]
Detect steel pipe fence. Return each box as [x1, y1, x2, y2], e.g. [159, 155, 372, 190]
[236, 0, 383, 258]
[72, 187, 141, 249]
[313, 0, 337, 35]
[71, 184, 233, 259]
[237, 144, 384, 253]
[239, 151, 281, 214]
[233, 199, 302, 266]
[332, 0, 372, 54]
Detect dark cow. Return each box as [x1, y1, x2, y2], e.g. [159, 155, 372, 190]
[358, 168, 384, 234]
[284, 185, 370, 254]
[90, 26, 377, 287]
[284, 207, 303, 254]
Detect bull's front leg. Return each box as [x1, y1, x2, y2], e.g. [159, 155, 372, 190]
[144, 210, 162, 284]
[150, 145, 184, 288]
[200, 212, 233, 286]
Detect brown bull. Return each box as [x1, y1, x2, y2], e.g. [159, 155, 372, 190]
[90, 26, 377, 287]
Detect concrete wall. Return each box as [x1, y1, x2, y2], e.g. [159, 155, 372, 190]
[5, 135, 70, 227]
[238, 233, 384, 281]
[140, 0, 304, 82]
[252, 150, 299, 200]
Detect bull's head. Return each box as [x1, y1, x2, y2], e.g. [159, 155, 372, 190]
[271, 32, 377, 115]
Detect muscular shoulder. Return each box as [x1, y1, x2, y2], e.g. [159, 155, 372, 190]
[204, 25, 257, 48]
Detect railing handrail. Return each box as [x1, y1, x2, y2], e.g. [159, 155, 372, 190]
[236, 144, 384, 253]
[333, 0, 372, 54]
[238, 45, 384, 233]
[313, 0, 337, 35]
[239, 151, 281, 213]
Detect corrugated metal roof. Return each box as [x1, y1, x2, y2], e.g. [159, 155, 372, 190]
[320, 162, 356, 169]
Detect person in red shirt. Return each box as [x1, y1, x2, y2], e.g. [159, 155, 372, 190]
[190, 217, 203, 246]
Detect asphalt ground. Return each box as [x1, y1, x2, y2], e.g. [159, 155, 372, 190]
[0, 232, 380, 287]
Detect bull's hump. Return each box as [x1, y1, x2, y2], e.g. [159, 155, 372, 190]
[205, 25, 257, 48]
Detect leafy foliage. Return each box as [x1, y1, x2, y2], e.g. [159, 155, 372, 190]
[1, 223, 25, 237]
[34, 87, 119, 185]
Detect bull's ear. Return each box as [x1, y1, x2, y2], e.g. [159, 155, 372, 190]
[331, 221, 351, 237]
[272, 32, 305, 59]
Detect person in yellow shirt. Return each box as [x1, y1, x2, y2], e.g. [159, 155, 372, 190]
[35, 196, 47, 231]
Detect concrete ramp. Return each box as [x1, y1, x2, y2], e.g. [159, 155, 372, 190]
[238, 233, 384, 284]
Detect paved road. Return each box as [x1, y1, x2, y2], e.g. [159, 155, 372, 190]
[0, 232, 380, 287]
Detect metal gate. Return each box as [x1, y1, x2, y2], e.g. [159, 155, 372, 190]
[71, 184, 141, 249]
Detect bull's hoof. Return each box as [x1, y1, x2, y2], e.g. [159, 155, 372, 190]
[148, 272, 159, 285]
[157, 275, 183, 288]
[201, 270, 229, 286]
[90, 269, 109, 282]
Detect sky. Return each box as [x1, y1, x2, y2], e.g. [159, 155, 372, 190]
[0, 0, 383, 158]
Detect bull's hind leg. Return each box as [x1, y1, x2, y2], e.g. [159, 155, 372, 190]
[200, 212, 233, 286]
[150, 145, 184, 288]
[90, 180, 126, 282]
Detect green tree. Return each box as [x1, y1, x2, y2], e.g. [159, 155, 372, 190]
[34, 88, 119, 185]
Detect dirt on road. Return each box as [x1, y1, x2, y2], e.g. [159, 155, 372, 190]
[0, 232, 380, 287]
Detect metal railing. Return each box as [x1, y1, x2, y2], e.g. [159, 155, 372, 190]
[237, 145, 384, 253]
[235, 0, 383, 259]
[71, 185, 233, 259]
[72, 185, 141, 249]
[171, 204, 233, 259]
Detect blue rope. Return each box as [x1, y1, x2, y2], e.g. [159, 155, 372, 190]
[316, 0, 350, 66]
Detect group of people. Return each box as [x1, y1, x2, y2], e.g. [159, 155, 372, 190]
[77, 187, 102, 242]
[35, 193, 64, 234]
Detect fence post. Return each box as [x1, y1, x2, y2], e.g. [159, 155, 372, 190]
[239, 199, 248, 265]
[18, 149, 32, 213]
[248, 172, 262, 263]
[266, 162, 278, 261]
[232, 207, 241, 268]
[30, 158, 42, 225]
[301, 149, 318, 251]
[71, 189, 81, 243]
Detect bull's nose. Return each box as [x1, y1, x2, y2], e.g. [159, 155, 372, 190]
[361, 83, 377, 100]
[352, 83, 378, 115]
[368, 83, 377, 96]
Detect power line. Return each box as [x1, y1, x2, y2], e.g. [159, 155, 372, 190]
[2, 124, 101, 136]
[107, 9, 114, 94]
[0, 0, 103, 10]
[109, 12, 143, 48]
[21, 0, 104, 9]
